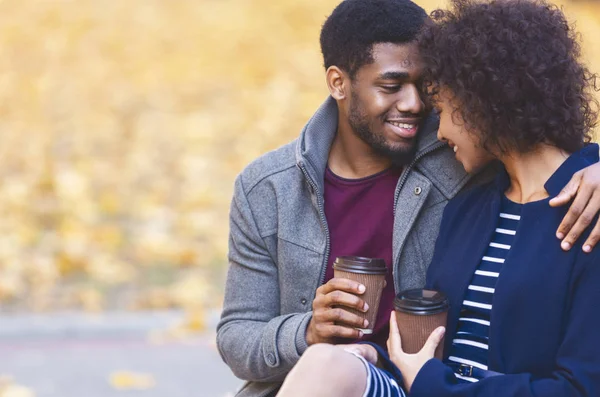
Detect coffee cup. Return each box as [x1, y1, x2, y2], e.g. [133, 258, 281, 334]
[333, 256, 387, 334]
[394, 289, 449, 359]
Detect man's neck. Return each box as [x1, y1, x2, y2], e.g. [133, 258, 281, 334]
[328, 125, 394, 179]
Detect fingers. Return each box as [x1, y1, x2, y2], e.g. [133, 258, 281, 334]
[554, 182, 592, 246]
[389, 311, 400, 336]
[420, 327, 445, 357]
[313, 289, 367, 316]
[306, 316, 363, 345]
[566, 192, 600, 251]
[549, 171, 582, 208]
[342, 344, 364, 355]
[317, 278, 365, 296]
[323, 290, 368, 312]
[559, 160, 600, 253]
[582, 218, 600, 253]
[342, 344, 378, 365]
[361, 345, 379, 365]
[313, 306, 368, 329]
[314, 323, 363, 340]
[307, 278, 370, 345]
[557, 189, 597, 250]
[387, 311, 402, 353]
[314, 278, 368, 312]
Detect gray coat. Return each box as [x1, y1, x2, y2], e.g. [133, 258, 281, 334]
[216, 97, 494, 397]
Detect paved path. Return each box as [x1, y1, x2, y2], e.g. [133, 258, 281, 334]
[0, 311, 243, 397]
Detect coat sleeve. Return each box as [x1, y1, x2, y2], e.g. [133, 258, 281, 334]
[412, 247, 600, 397]
[216, 176, 313, 383]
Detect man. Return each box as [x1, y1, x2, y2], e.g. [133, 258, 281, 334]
[216, 1, 600, 396]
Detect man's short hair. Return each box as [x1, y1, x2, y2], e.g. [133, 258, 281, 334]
[320, 0, 427, 78]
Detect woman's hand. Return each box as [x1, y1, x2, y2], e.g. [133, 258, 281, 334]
[341, 343, 378, 365]
[387, 311, 445, 392]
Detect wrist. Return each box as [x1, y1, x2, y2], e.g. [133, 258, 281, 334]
[393, 360, 418, 392]
[295, 312, 313, 354]
[305, 320, 317, 346]
[402, 371, 416, 393]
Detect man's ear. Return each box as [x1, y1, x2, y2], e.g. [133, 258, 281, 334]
[326, 66, 349, 100]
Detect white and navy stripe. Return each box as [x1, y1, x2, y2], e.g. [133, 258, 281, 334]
[448, 196, 522, 383]
[352, 352, 406, 397]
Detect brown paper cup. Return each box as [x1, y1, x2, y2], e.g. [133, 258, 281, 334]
[394, 289, 449, 360]
[333, 256, 387, 334]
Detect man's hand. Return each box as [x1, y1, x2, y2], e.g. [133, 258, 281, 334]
[342, 343, 379, 365]
[549, 161, 600, 253]
[387, 311, 445, 392]
[306, 278, 369, 345]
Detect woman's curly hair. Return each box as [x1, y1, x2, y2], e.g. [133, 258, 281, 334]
[418, 0, 598, 154]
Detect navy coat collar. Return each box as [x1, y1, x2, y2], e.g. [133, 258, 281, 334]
[494, 143, 599, 198]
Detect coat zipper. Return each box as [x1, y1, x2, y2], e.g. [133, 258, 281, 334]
[391, 141, 447, 292]
[300, 141, 447, 289]
[393, 141, 447, 215]
[298, 163, 331, 286]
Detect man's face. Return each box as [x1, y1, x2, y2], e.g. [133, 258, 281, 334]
[346, 42, 425, 165]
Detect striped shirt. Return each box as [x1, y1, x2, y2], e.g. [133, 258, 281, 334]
[448, 196, 522, 383]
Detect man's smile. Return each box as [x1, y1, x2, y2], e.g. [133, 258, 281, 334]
[386, 119, 420, 139]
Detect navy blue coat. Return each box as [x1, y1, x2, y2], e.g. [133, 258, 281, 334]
[411, 144, 600, 397]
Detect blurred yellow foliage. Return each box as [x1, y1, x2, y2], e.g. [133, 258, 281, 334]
[0, 377, 34, 397]
[108, 371, 156, 390]
[147, 308, 208, 344]
[0, 0, 596, 312]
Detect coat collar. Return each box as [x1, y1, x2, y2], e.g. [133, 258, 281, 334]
[493, 143, 600, 197]
[294, 96, 455, 195]
[545, 144, 599, 196]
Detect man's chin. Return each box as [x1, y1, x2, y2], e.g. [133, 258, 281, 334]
[380, 147, 417, 166]
[351, 122, 417, 166]
[382, 142, 417, 166]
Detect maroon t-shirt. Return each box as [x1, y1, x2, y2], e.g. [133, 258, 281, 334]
[323, 165, 402, 348]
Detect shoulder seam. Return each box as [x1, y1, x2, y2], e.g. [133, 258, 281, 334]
[244, 163, 298, 195]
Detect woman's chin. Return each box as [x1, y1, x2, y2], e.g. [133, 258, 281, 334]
[461, 163, 474, 174]
[462, 159, 492, 175]
[457, 155, 480, 174]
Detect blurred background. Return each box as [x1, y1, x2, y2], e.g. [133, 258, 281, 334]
[0, 0, 597, 396]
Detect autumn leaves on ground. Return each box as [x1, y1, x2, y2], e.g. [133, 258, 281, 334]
[0, 0, 597, 394]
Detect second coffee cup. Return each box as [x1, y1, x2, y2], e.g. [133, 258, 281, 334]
[333, 256, 387, 334]
[394, 289, 449, 359]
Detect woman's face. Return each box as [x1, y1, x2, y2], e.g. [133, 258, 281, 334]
[436, 92, 495, 173]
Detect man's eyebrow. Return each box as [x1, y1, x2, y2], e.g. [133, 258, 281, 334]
[378, 71, 410, 80]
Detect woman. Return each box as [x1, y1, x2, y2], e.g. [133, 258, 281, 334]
[277, 0, 600, 396]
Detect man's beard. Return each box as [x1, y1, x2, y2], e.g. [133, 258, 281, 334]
[348, 92, 418, 166]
